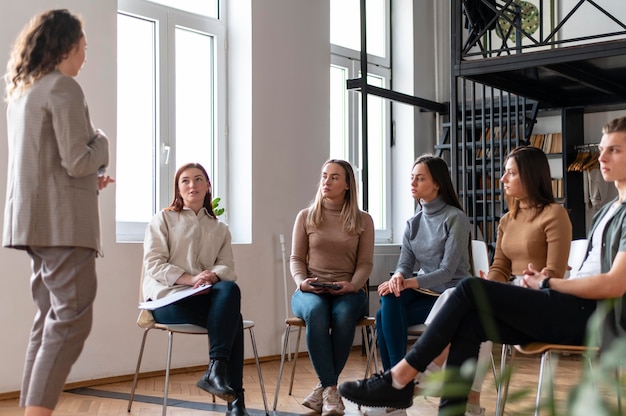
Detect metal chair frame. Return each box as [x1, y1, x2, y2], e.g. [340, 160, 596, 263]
[495, 342, 600, 416]
[272, 316, 378, 411]
[127, 317, 269, 416]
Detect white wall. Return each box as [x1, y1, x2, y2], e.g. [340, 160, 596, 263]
[560, 0, 626, 43]
[0, 0, 328, 393]
[0, 0, 438, 394]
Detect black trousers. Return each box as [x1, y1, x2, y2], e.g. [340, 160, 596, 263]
[405, 277, 596, 415]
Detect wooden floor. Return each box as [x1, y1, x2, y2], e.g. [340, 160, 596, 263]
[0, 344, 619, 415]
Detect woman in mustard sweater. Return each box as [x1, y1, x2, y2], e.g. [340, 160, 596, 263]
[290, 159, 375, 416]
[489, 145, 572, 283]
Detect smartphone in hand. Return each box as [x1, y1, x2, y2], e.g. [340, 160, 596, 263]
[310, 282, 341, 290]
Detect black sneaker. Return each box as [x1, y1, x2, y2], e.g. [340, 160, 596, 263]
[338, 372, 413, 409]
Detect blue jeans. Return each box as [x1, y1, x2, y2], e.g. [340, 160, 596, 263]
[292, 289, 368, 387]
[376, 289, 437, 370]
[152, 280, 244, 391]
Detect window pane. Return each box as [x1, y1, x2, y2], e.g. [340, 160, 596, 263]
[330, 65, 350, 159]
[175, 27, 215, 177]
[146, 0, 218, 18]
[116, 13, 156, 223]
[330, 0, 386, 57]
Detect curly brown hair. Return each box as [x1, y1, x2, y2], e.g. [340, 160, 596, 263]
[4, 9, 83, 100]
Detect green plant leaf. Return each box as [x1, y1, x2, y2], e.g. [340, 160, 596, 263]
[212, 197, 225, 216]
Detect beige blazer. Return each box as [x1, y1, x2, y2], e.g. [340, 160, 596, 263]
[3, 70, 109, 252]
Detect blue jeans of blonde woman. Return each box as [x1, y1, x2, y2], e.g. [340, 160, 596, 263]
[376, 289, 438, 370]
[152, 280, 245, 392]
[292, 289, 368, 387]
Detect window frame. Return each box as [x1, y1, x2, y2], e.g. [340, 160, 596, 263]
[116, 0, 227, 242]
[330, 55, 392, 243]
[330, 0, 392, 243]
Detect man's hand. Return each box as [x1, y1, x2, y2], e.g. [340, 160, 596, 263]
[521, 263, 549, 289]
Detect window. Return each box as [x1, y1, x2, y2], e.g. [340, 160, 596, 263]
[116, 0, 226, 242]
[330, 0, 391, 242]
[145, 0, 218, 18]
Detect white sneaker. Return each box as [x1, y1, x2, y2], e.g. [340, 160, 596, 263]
[302, 383, 324, 413]
[465, 403, 485, 416]
[322, 386, 345, 416]
[363, 407, 407, 416]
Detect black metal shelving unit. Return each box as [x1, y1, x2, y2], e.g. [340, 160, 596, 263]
[349, 0, 626, 247]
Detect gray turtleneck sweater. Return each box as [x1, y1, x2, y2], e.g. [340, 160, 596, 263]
[395, 195, 471, 292]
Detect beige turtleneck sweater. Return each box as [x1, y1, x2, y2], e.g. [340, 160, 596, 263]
[290, 199, 374, 291]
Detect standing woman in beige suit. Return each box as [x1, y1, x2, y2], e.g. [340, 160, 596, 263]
[3, 10, 113, 416]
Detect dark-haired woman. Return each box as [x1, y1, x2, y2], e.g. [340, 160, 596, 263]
[488, 146, 572, 284]
[375, 155, 471, 377]
[143, 163, 248, 416]
[3, 10, 113, 416]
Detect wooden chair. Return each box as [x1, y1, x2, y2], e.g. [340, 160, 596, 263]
[128, 270, 269, 416]
[272, 316, 378, 411]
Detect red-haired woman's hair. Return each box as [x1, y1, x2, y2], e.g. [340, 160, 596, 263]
[166, 163, 216, 218]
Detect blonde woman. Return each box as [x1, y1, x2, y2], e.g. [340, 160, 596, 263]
[290, 159, 375, 416]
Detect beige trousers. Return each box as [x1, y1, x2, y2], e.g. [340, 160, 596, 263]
[21, 246, 97, 409]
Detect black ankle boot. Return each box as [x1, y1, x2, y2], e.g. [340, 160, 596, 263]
[226, 390, 249, 416]
[197, 359, 237, 402]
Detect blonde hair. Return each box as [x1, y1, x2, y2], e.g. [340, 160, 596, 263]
[603, 117, 626, 135]
[306, 159, 364, 234]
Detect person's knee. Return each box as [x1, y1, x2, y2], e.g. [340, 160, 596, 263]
[456, 276, 476, 291]
[216, 280, 240, 297]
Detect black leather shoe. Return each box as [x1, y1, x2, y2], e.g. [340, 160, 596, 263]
[197, 359, 237, 402]
[226, 390, 249, 416]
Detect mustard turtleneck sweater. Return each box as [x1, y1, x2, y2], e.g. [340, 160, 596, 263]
[489, 202, 572, 282]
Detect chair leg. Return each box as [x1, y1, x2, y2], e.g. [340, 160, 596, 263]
[362, 325, 378, 377]
[288, 327, 303, 395]
[495, 344, 513, 416]
[361, 326, 371, 378]
[273, 324, 293, 411]
[162, 331, 174, 416]
[371, 325, 380, 374]
[534, 351, 551, 416]
[246, 326, 269, 415]
[127, 328, 150, 412]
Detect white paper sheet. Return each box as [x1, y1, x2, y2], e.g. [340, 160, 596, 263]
[138, 284, 212, 310]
